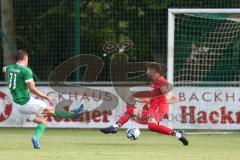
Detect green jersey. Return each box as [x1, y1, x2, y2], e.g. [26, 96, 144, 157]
[6, 64, 33, 105]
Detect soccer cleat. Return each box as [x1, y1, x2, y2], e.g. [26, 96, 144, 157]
[73, 104, 85, 117]
[100, 126, 118, 134]
[178, 130, 189, 146]
[31, 137, 41, 149]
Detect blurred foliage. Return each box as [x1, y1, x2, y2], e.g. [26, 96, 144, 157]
[1, 0, 240, 81]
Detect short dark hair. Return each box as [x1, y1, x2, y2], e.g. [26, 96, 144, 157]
[145, 62, 161, 72]
[15, 49, 28, 61]
[145, 62, 167, 74]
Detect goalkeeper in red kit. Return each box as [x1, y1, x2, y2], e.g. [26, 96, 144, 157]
[100, 62, 188, 146]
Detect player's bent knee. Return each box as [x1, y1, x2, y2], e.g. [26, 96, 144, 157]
[44, 106, 55, 115]
[34, 116, 47, 126]
[49, 108, 55, 115]
[51, 107, 55, 113]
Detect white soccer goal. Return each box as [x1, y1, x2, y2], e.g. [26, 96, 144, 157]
[167, 9, 240, 86]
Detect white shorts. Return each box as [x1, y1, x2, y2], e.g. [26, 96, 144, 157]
[15, 97, 47, 121]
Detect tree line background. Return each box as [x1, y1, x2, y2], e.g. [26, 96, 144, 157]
[1, 0, 240, 82]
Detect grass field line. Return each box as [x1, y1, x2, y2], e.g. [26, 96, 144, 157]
[187, 132, 240, 135]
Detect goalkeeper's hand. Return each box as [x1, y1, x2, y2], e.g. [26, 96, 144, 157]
[167, 95, 178, 104]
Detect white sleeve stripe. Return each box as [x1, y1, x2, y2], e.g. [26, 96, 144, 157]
[25, 78, 33, 83]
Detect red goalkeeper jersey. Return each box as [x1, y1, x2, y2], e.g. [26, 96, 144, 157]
[150, 76, 168, 107]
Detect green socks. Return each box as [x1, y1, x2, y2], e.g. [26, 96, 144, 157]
[33, 110, 78, 140]
[53, 109, 79, 119]
[34, 123, 46, 140]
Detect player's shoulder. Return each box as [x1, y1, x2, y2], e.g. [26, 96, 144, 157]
[157, 76, 167, 82]
[14, 65, 32, 75]
[5, 64, 14, 69]
[153, 76, 167, 86]
[20, 65, 32, 72]
[23, 67, 33, 75]
[4, 64, 14, 72]
[24, 66, 32, 71]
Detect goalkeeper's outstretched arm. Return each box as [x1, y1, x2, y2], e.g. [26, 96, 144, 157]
[134, 97, 150, 104]
[166, 92, 178, 104]
[134, 94, 178, 104]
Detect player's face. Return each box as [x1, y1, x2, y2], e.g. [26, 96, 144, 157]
[146, 67, 155, 79]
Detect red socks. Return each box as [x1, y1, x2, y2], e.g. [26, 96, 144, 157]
[116, 107, 174, 136]
[117, 107, 135, 127]
[148, 122, 174, 135]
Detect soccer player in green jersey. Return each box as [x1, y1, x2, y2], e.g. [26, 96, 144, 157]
[2, 50, 84, 149]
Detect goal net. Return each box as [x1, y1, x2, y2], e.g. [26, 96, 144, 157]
[168, 9, 240, 86]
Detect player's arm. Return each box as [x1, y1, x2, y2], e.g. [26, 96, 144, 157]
[2, 66, 7, 81]
[2, 66, 6, 73]
[166, 92, 178, 104]
[27, 80, 48, 99]
[27, 80, 54, 103]
[24, 68, 54, 103]
[134, 97, 150, 104]
[159, 80, 178, 104]
[159, 85, 171, 95]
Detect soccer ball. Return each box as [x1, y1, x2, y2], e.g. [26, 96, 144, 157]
[126, 128, 140, 140]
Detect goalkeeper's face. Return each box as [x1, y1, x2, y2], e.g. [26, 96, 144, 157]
[146, 67, 156, 79]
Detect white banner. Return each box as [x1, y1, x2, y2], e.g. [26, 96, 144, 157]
[0, 86, 148, 128]
[0, 86, 239, 129]
[170, 87, 240, 130]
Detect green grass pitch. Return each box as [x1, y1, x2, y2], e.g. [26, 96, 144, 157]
[0, 128, 239, 160]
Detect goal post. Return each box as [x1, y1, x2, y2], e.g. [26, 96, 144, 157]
[167, 9, 240, 86]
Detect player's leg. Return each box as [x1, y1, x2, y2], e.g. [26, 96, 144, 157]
[147, 117, 174, 135]
[15, 97, 52, 149]
[25, 97, 53, 149]
[148, 117, 189, 146]
[132, 107, 149, 124]
[147, 107, 188, 146]
[52, 104, 84, 119]
[147, 106, 174, 135]
[100, 106, 136, 134]
[42, 106, 55, 115]
[116, 107, 135, 127]
[31, 115, 47, 149]
[53, 109, 78, 119]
